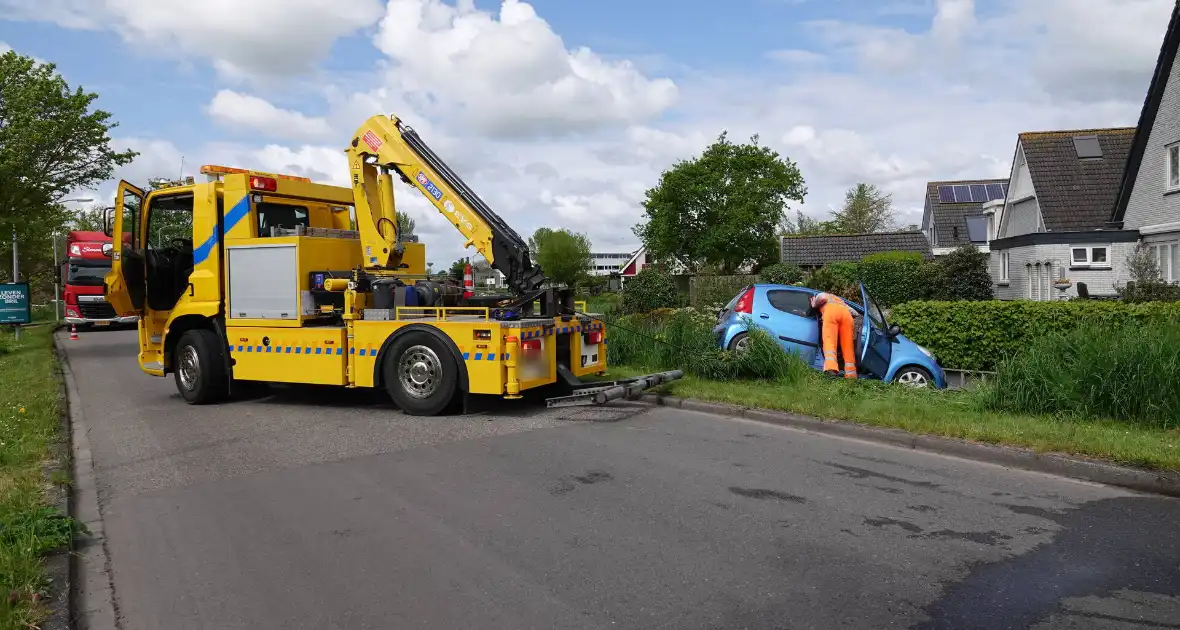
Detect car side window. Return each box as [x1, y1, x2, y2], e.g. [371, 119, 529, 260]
[767, 290, 812, 317]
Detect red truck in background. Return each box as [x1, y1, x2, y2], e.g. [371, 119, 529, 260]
[62, 230, 138, 328]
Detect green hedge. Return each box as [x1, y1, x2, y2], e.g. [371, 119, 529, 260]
[690, 275, 755, 310]
[891, 300, 1180, 371]
[858, 251, 925, 307]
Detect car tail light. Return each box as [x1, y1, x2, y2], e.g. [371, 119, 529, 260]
[522, 339, 542, 356]
[586, 330, 603, 344]
[733, 287, 754, 314]
[249, 176, 278, 191]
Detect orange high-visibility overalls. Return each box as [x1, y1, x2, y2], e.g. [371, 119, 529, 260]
[812, 292, 858, 379]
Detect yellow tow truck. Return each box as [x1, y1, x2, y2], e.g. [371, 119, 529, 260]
[101, 114, 681, 415]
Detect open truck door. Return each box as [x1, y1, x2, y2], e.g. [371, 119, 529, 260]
[857, 282, 892, 379]
[102, 181, 146, 317]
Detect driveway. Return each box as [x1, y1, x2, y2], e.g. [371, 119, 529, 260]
[60, 329, 1180, 629]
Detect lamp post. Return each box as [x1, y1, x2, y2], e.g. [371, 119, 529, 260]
[44, 197, 95, 325]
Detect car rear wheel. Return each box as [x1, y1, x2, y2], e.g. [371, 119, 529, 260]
[728, 332, 750, 353]
[894, 366, 933, 388]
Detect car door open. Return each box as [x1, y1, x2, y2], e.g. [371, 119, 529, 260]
[857, 282, 892, 378]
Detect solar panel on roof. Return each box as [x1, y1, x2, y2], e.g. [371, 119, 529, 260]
[938, 185, 956, 203]
[965, 216, 989, 243]
[970, 184, 987, 202]
[953, 185, 971, 202]
[986, 183, 1005, 200]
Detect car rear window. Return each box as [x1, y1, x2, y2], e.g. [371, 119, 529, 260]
[767, 290, 811, 317]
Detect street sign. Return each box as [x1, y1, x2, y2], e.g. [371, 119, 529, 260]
[0, 282, 31, 325]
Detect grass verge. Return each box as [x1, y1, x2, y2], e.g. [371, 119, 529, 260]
[605, 365, 1180, 471]
[0, 326, 83, 629]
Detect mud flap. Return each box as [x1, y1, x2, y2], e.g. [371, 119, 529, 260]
[545, 370, 684, 408]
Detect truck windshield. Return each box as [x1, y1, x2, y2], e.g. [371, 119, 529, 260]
[67, 259, 111, 286]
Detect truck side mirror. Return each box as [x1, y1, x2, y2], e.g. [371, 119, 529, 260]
[102, 208, 114, 237]
[101, 243, 114, 258]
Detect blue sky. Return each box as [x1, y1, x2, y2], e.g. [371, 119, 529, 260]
[0, 0, 1173, 264]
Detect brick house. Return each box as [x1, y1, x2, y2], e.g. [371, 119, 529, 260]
[920, 178, 1009, 256]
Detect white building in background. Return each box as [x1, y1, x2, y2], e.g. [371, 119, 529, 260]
[590, 252, 633, 276]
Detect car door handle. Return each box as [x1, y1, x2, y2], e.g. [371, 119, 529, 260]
[759, 313, 770, 319]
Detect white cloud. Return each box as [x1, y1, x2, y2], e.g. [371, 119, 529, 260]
[766, 49, 827, 66]
[0, 0, 383, 78]
[207, 90, 333, 141]
[372, 0, 678, 137]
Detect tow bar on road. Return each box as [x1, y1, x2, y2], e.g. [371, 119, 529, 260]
[545, 370, 685, 408]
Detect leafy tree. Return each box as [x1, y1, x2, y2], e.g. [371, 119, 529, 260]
[831, 183, 895, 234]
[635, 131, 807, 274]
[779, 209, 838, 236]
[396, 210, 415, 237]
[0, 50, 137, 284]
[529, 227, 591, 287]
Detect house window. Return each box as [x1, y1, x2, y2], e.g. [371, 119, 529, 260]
[1042, 263, 1052, 300]
[1070, 245, 1111, 268]
[1169, 143, 1180, 191]
[1028, 264, 1037, 300]
[999, 251, 1009, 281]
[1149, 241, 1180, 282]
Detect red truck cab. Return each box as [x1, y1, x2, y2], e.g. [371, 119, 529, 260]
[62, 231, 138, 327]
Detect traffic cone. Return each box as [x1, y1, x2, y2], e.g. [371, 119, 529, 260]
[69, 324, 79, 341]
[463, 264, 474, 300]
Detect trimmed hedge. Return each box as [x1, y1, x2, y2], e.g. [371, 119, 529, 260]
[858, 251, 925, 307]
[622, 267, 680, 314]
[891, 300, 1180, 372]
[690, 274, 755, 311]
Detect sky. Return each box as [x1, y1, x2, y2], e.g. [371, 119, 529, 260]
[0, 0, 1174, 268]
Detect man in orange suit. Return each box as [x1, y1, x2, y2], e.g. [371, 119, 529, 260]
[810, 292, 858, 379]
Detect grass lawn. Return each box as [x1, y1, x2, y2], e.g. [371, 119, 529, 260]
[0, 325, 79, 629]
[605, 366, 1180, 471]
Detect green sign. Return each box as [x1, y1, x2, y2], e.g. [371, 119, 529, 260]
[0, 283, 31, 325]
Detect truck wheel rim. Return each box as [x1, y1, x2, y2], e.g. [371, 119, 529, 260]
[178, 346, 200, 391]
[399, 345, 442, 399]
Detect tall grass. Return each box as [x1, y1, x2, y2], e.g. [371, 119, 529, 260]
[605, 308, 811, 383]
[980, 320, 1180, 428]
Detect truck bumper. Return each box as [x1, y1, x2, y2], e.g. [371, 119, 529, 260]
[65, 316, 139, 326]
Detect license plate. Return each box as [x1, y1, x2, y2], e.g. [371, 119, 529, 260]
[94, 321, 110, 327]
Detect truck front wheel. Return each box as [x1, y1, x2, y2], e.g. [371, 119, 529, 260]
[174, 329, 230, 405]
[382, 331, 459, 416]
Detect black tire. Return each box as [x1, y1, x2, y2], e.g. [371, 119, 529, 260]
[173, 329, 230, 404]
[893, 365, 934, 389]
[727, 332, 749, 353]
[382, 331, 460, 416]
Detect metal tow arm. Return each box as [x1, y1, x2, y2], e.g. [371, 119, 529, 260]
[545, 370, 685, 408]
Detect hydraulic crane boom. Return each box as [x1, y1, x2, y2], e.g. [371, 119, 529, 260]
[346, 114, 546, 295]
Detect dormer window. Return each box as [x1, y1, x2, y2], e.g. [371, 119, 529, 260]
[1168, 142, 1180, 191]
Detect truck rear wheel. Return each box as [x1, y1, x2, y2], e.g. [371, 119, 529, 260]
[174, 329, 229, 405]
[382, 331, 459, 416]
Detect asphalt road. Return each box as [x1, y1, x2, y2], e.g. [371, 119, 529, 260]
[62, 328, 1180, 630]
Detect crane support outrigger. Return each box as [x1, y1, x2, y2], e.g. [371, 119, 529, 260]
[101, 113, 681, 415]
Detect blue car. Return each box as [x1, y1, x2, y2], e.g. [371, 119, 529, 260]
[712, 282, 946, 388]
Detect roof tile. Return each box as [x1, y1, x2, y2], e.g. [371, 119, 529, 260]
[780, 231, 934, 266]
[1019, 127, 1136, 232]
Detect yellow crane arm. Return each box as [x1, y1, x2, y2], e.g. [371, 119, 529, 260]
[345, 114, 545, 293]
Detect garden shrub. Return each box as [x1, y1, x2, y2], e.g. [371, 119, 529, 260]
[979, 320, 1180, 428]
[926, 245, 993, 301]
[621, 267, 680, 314]
[890, 299, 1180, 371]
[858, 251, 925, 307]
[1119, 280, 1180, 303]
[803, 266, 859, 302]
[605, 307, 810, 383]
[689, 274, 755, 310]
[757, 263, 804, 286]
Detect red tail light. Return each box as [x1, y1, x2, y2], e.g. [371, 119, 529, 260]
[733, 287, 754, 314]
[587, 330, 603, 344]
[249, 176, 277, 191]
[522, 339, 542, 355]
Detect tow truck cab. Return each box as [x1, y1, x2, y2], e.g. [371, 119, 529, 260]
[62, 230, 137, 327]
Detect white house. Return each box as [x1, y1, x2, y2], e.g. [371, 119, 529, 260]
[1109, 0, 1180, 283]
[988, 127, 1140, 300]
